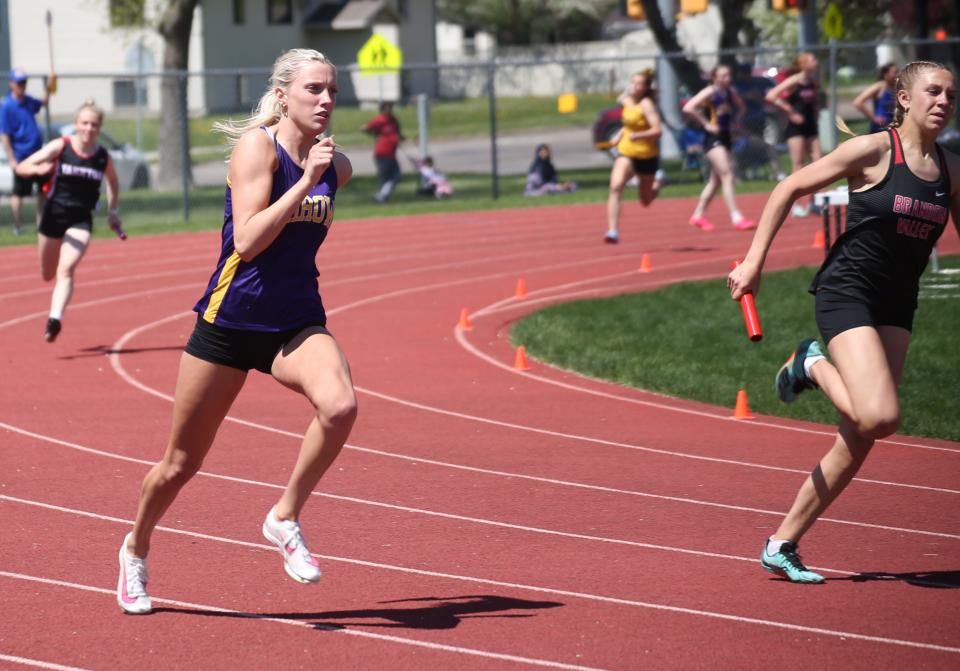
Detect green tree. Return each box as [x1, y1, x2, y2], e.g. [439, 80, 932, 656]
[101, 0, 198, 190]
[438, 0, 618, 46]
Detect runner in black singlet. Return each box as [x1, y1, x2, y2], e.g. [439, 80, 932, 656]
[767, 53, 823, 217]
[14, 99, 123, 342]
[729, 61, 958, 584]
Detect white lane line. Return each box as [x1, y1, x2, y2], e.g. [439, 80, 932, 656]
[106, 310, 959, 499]
[0, 572, 605, 671]
[361, 385, 960, 497]
[4, 414, 960, 562]
[2, 500, 958, 655]
[1, 244, 951, 461]
[456, 253, 960, 455]
[0, 654, 92, 671]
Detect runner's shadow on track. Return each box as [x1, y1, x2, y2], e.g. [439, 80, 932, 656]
[58, 344, 184, 360]
[839, 570, 960, 589]
[152, 594, 563, 630]
[668, 246, 715, 253]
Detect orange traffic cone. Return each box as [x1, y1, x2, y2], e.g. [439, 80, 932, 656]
[732, 389, 754, 419]
[457, 308, 473, 331]
[639, 254, 652, 273]
[812, 229, 826, 249]
[513, 346, 531, 371]
[515, 278, 528, 299]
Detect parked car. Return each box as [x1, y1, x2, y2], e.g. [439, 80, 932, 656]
[0, 123, 150, 194]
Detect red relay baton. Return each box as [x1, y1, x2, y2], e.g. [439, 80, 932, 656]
[732, 260, 763, 342]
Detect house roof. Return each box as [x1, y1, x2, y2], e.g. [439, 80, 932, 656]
[303, 0, 398, 30]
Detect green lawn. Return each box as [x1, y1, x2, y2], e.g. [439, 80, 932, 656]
[76, 93, 621, 155]
[511, 258, 960, 442]
[0, 162, 780, 246]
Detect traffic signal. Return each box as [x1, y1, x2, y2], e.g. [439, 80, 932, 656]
[626, 0, 645, 20]
[680, 0, 709, 14]
[770, 0, 806, 11]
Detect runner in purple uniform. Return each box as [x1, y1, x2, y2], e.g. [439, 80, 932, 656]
[117, 49, 355, 614]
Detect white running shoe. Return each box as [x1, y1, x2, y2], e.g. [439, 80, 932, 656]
[117, 533, 152, 614]
[791, 204, 810, 218]
[262, 507, 322, 584]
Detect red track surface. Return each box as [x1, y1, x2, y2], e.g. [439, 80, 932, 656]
[1, 194, 958, 670]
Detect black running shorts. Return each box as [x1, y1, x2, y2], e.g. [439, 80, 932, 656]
[814, 291, 915, 345]
[184, 315, 328, 374]
[629, 156, 660, 176]
[38, 203, 93, 238]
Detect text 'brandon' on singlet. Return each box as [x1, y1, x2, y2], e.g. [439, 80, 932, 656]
[47, 137, 109, 210]
[811, 128, 951, 309]
[194, 127, 337, 331]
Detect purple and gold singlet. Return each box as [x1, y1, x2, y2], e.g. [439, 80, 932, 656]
[193, 127, 337, 331]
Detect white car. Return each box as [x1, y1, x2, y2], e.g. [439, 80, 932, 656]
[0, 124, 151, 194]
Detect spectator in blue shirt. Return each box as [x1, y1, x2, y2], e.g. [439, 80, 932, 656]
[0, 68, 53, 235]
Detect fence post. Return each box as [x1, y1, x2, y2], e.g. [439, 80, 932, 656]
[826, 38, 838, 152]
[179, 72, 191, 221]
[135, 35, 144, 151]
[416, 93, 429, 159]
[42, 75, 53, 141]
[487, 61, 499, 200]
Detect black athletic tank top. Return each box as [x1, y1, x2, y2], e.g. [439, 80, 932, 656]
[788, 80, 819, 125]
[47, 137, 110, 211]
[811, 129, 951, 308]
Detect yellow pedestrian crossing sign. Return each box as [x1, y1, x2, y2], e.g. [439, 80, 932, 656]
[357, 33, 403, 75]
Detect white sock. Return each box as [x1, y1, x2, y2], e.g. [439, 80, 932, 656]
[766, 537, 788, 555]
[730, 211, 743, 224]
[49, 310, 63, 321]
[803, 354, 825, 379]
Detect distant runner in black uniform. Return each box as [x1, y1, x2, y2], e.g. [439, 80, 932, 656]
[729, 61, 958, 584]
[15, 99, 123, 343]
[767, 53, 823, 217]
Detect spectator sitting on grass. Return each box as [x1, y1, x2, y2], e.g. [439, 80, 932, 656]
[524, 144, 577, 196]
[415, 155, 453, 199]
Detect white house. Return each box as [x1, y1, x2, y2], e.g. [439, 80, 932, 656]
[0, 0, 438, 118]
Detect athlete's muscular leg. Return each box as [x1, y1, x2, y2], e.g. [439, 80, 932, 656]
[38, 233, 63, 282]
[773, 326, 909, 541]
[128, 355, 247, 558]
[708, 148, 741, 219]
[49, 226, 91, 318]
[606, 157, 633, 234]
[692, 152, 722, 218]
[638, 174, 658, 206]
[271, 327, 357, 521]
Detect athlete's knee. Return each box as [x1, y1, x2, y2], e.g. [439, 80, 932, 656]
[157, 455, 204, 487]
[856, 412, 900, 440]
[315, 386, 358, 429]
[639, 192, 654, 206]
[850, 401, 900, 440]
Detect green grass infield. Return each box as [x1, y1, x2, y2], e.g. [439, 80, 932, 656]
[511, 256, 960, 442]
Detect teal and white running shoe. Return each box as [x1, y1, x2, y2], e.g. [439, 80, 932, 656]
[775, 338, 824, 403]
[760, 541, 825, 584]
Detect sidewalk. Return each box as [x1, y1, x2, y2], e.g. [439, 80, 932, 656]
[191, 125, 607, 187]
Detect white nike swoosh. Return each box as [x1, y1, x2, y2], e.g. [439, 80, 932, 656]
[935, 191, 946, 197]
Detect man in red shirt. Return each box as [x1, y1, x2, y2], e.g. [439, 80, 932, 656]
[362, 101, 403, 202]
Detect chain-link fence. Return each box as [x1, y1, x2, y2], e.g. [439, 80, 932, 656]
[32, 37, 959, 217]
